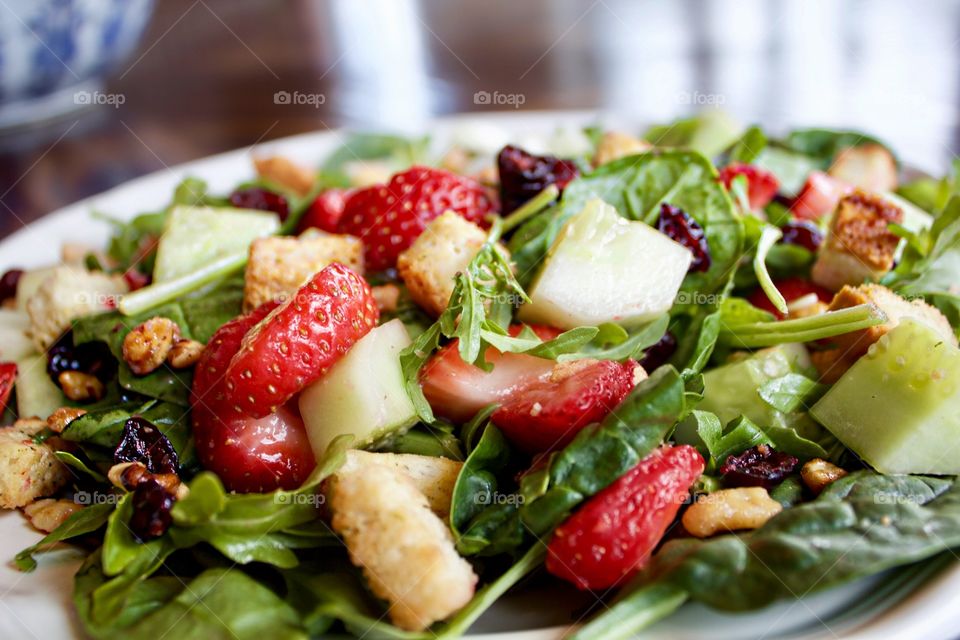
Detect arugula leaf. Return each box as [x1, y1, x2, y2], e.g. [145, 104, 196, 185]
[15, 503, 114, 571]
[681, 412, 827, 470]
[559, 315, 669, 362]
[718, 303, 887, 348]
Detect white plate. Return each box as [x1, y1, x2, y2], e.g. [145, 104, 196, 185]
[2, 111, 959, 640]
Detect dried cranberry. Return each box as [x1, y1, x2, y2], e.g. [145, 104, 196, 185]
[229, 187, 289, 221]
[0, 269, 23, 302]
[639, 331, 677, 371]
[123, 269, 151, 291]
[719, 444, 798, 489]
[114, 417, 179, 474]
[657, 203, 710, 272]
[46, 332, 116, 384]
[129, 479, 174, 542]
[497, 145, 579, 214]
[779, 221, 823, 252]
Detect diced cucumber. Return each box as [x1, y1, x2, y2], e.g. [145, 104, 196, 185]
[298, 319, 419, 459]
[152, 206, 279, 282]
[0, 309, 34, 361]
[698, 343, 814, 429]
[519, 198, 692, 330]
[16, 353, 64, 419]
[811, 319, 960, 474]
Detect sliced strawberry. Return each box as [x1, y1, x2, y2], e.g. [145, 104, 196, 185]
[420, 324, 560, 424]
[223, 263, 378, 418]
[492, 359, 641, 454]
[299, 188, 353, 234]
[748, 276, 832, 319]
[191, 301, 316, 492]
[0, 362, 16, 412]
[547, 444, 705, 590]
[718, 163, 780, 210]
[790, 171, 852, 221]
[338, 166, 497, 271]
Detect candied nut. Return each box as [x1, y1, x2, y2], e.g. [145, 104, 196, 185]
[166, 339, 204, 369]
[801, 458, 848, 494]
[371, 284, 401, 314]
[47, 407, 87, 433]
[122, 317, 181, 375]
[682, 487, 783, 538]
[108, 460, 182, 496]
[58, 371, 105, 402]
[23, 498, 83, 533]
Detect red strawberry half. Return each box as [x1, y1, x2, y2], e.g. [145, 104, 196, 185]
[420, 324, 560, 424]
[790, 171, 852, 220]
[492, 358, 642, 454]
[299, 188, 353, 234]
[191, 301, 316, 493]
[223, 262, 379, 418]
[338, 166, 497, 271]
[547, 444, 705, 590]
[718, 163, 780, 210]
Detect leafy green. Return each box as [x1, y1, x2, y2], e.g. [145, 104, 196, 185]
[757, 372, 826, 414]
[638, 473, 960, 612]
[320, 132, 430, 187]
[373, 425, 464, 460]
[752, 224, 787, 314]
[179, 279, 244, 342]
[718, 303, 886, 348]
[781, 128, 895, 168]
[643, 111, 744, 158]
[727, 125, 768, 164]
[683, 412, 827, 469]
[753, 146, 821, 196]
[559, 315, 669, 362]
[15, 503, 114, 571]
[568, 583, 688, 640]
[119, 252, 248, 316]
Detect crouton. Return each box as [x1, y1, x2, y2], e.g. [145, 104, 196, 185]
[397, 212, 505, 317]
[593, 131, 653, 167]
[26, 266, 128, 350]
[253, 155, 316, 197]
[828, 144, 898, 193]
[0, 419, 70, 509]
[338, 450, 463, 517]
[811, 192, 903, 291]
[330, 463, 477, 631]
[243, 232, 364, 311]
[812, 284, 957, 382]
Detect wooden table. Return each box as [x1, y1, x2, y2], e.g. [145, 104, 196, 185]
[1, 0, 958, 240]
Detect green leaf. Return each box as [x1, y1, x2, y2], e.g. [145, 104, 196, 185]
[560, 315, 669, 362]
[757, 372, 826, 414]
[640, 474, 960, 612]
[320, 132, 430, 187]
[718, 303, 887, 348]
[569, 582, 688, 640]
[14, 502, 114, 571]
[752, 224, 787, 314]
[119, 252, 248, 316]
[781, 127, 896, 168]
[728, 125, 768, 164]
[55, 450, 107, 482]
[643, 111, 744, 158]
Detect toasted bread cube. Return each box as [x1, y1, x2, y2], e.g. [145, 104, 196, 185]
[253, 155, 316, 197]
[26, 266, 128, 350]
[812, 284, 957, 382]
[0, 419, 69, 509]
[338, 450, 462, 517]
[243, 232, 363, 311]
[593, 131, 653, 167]
[828, 144, 898, 193]
[330, 463, 477, 631]
[812, 192, 903, 291]
[397, 212, 504, 318]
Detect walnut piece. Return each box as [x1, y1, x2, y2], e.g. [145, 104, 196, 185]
[122, 317, 181, 375]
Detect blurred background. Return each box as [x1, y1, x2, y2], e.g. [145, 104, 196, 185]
[0, 0, 958, 238]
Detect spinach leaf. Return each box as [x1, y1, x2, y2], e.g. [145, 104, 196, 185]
[727, 125, 768, 164]
[781, 127, 895, 168]
[179, 281, 244, 343]
[14, 502, 114, 571]
[373, 425, 464, 460]
[757, 372, 826, 414]
[567, 582, 688, 640]
[753, 146, 821, 196]
[642, 111, 744, 158]
[640, 473, 960, 611]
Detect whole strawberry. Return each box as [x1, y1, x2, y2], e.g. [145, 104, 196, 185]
[547, 444, 705, 590]
[223, 262, 379, 418]
[338, 166, 496, 271]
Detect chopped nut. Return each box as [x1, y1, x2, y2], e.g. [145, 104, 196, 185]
[108, 461, 183, 497]
[681, 487, 783, 538]
[371, 284, 401, 314]
[58, 371, 105, 402]
[166, 339, 205, 369]
[122, 317, 181, 375]
[47, 407, 87, 433]
[23, 498, 83, 533]
[801, 458, 848, 494]
[253, 155, 315, 197]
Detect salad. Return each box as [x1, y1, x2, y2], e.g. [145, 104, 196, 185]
[2, 111, 960, 640]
